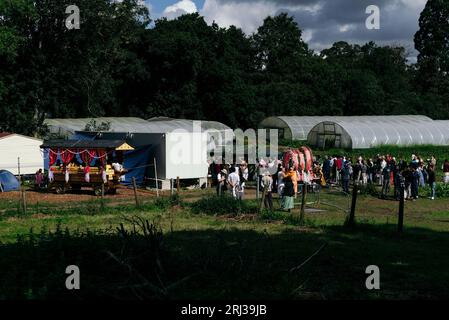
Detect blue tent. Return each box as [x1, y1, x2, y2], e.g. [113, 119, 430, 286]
[0, 170, 20, 192]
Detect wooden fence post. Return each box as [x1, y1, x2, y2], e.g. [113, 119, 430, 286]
[259, 185, 268, 214]
[176, 176, 180, 194]
[154, 158, 159, 198]
[345, 183, 358, 227]
[398, 185, 405, 233]
[256, 167, 260, 201]
[132, 177, 139, 207]
[101, 183, 105, 209]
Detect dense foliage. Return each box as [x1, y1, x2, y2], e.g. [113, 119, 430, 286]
[1, 0, 448, 135]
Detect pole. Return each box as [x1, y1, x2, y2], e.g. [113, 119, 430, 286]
[101, 183, 105, 209]
[346, 183, 358, 227]
[398, 185, 405, 233]
[256, 167, 260, 200]
[154, 158, 159, 198]
[176, 176, 180, 194]
[17, 157, 21, 181]
[21, 187, 27, 215]
[259, 184, 268, 214]
[132, 177, 139, 207]
[299, 183, 307, 224]
[170, 178, 174, 196]
[18, 157, 26, 214]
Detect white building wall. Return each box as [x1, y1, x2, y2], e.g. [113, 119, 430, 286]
[165, 132, 209, 179]
[0, 135, 43, 175]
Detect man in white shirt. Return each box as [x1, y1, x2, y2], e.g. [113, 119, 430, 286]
[227, 167, 241, 199]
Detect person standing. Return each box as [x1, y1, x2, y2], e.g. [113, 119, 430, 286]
[216, 169, 227, 196]
[239, 161, 249, 200]
[393, 164, 403, 201]
[381, 163, 391, 199]
[411, 167, 419, 200]
[35, 169, 44, 190]
[360, 160, 368, 186]
[281, 175, 295, 212]
[290, 167, 298, 198]
[428, 165, 436, 200]
[227, 167, 240, 199]
[261, 172, 273, 211]
[402, 166, 413, 200]
[341, 161, 352, 193]
[277, 167, 285, 199]
[443, 159, 449, 184]
[336, 156, 343, 184]
[323, 156, 331, 184]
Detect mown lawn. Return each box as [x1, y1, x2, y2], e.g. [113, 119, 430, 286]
[0, 189, 448, 299]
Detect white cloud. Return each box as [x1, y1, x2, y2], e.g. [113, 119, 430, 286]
[163, 0, 198, 20]
[201, 0, 278, 34]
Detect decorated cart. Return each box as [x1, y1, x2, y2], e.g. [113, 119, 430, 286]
[40, 140, 134, 195]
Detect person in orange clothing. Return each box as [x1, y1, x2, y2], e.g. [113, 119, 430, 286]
[286, 167, 298, 198]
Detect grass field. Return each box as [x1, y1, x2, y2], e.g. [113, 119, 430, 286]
[1, 186, 449, 299]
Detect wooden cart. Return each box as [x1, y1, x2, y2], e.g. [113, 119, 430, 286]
[40, 139, 134, 196]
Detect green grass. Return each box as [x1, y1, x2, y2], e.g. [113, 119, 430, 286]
[1, 190, 449, 299]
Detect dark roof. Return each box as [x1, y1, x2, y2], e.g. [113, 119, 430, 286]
[0, 132, 12, 139]
[40, 139, 133, 149]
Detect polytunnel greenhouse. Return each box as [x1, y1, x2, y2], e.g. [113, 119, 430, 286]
[258, 115, 433, 141]
[307, 117, 449, 149]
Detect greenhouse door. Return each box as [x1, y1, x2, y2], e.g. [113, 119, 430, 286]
[317, 133, 342, 149]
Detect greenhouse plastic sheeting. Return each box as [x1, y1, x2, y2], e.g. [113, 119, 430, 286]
[44, 117, 232, 137]
[307, 118, 449, 149]
[258, 115, 433, 141]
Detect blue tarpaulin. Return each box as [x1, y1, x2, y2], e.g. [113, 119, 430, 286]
[0, 170, 20, 192]
[121, 146, 152, 185]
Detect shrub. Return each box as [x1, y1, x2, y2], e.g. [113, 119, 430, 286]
[154, 194, 183, 210]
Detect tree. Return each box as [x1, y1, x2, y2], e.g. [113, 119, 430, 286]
[415, 0, 449, 76]
[414, 0, 449, 119]
[252, 13, 310, 75]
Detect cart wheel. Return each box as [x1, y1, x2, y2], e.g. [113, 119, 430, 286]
[93, 185, 103, 196]
[55, 185, 65, 195]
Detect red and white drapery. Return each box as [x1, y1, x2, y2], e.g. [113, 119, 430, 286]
[47, 148, 109, 183]
[81, 150, 97, 182]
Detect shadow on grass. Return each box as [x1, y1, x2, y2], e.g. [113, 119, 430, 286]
[1, 219, 449, 300]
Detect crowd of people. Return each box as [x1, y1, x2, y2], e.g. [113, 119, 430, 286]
[210, 157, 326, 212]
[320, 154, 449, 201]
[210, 153, 449, 212]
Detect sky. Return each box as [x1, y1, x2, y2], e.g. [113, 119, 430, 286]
[145, 0, 428, 57]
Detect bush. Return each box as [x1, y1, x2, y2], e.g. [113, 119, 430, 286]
[190, 196, 258, 216]
[154, 194, 183, 210]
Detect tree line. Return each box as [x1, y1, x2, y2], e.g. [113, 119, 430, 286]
[0, 0, 448, 136]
